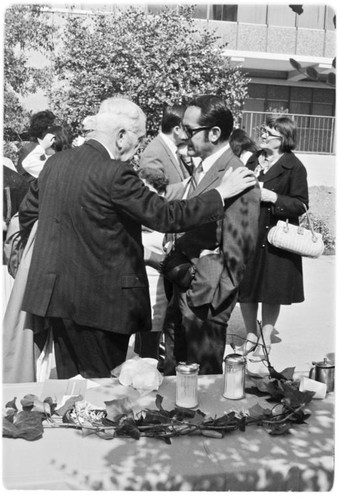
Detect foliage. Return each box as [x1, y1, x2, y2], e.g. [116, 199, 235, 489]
[3, 4, 57, 141]
[300, 212, 336, 254]
[49, 5, 250, 136]
[3, 362, 314, 444]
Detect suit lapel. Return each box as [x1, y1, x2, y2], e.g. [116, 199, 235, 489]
[193, 148, 234, 196]
[262, 153, 293, 183]
[158, 136, 185, 179]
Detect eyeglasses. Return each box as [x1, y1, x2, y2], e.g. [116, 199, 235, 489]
[260, 126, 282, 140]
[183, 125, 211, 138]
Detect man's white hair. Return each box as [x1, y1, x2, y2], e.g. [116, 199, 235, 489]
[83, 97, 145, 134]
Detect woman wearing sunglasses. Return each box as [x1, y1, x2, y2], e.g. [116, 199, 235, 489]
[237, 116, 308, 368]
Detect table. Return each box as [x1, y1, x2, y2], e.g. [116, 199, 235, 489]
[2, 375, 335, 491]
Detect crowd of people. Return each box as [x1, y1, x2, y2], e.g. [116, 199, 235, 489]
[2, 94, 309, 383]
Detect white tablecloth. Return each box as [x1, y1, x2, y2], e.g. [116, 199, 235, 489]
[2, 375, 335, 491]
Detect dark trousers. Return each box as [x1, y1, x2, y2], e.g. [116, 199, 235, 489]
[163, 285, 227, 375]
[134, 331, 161, 359]
[50, 318, 130, 379]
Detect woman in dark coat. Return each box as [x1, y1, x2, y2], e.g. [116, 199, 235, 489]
[238, 116, 308, 360]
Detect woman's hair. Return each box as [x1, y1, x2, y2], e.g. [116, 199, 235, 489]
[45, 125, 71, 152]
[28, 110, 57, 140]
[138, 167, 169, 194]
[266, 116, 296, 152]
[229, 128, 258, 158]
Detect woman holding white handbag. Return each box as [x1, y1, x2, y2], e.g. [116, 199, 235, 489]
[237, 116, 309, 363]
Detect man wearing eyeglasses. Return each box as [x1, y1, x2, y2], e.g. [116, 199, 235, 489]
[163, 94, 261, 375]
[16, 96, 257, 380]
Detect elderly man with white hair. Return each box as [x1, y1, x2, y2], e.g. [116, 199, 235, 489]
[18, 97, 256, 378]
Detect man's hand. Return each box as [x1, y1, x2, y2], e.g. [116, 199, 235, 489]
[38, 133, 55, 153]
[216, 166, 257, 200]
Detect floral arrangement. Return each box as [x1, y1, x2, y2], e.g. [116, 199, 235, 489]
[3, 365, 315, 444]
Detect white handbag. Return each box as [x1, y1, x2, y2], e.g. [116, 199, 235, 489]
[267, 204, 324, 258]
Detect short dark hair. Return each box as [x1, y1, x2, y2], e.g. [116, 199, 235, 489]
[45, 125, 71, 152]
[161, 104, 186, 134]
[229, 128, 258, 158]
[28, 110, 57, 140]
[266, 115, 296, 152]
[187, 95, 234, 141]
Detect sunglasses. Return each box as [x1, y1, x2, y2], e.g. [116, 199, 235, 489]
[183, 125, 211, 138]
[260, 126, 282, 140]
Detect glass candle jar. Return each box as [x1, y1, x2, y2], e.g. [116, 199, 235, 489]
[175, 362, 199, 408]
[223, 354, 246, 400]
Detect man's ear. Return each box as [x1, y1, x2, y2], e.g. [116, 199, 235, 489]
[116, 128, 126, 149]
[209, 126, 221, 144]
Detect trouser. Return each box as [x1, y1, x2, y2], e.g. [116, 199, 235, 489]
[50, 318, 130, 379]
[163, 285, 227, 375]
[134, 331, 162, 359]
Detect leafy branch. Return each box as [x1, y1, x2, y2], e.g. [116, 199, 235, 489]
[3, 372, 314, 443]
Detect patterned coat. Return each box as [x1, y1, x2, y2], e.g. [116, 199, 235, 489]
[19, 139, 224, 334]
[166, 147, 261, 325]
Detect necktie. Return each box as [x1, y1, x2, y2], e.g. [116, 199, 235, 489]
[187, 162, 203, 198]
[176, 149, 193, 179]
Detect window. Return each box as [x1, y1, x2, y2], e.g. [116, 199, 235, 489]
[267, 5, 296, 27]
[246, 84, 335, 117]
[192, 4, 209, 20]
[325, 5, 336, 30]
[297, 5, 325, 29]
[212, 4, 237, 21]
[237, 4, 266, 24]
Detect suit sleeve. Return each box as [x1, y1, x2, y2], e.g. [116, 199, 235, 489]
[18, 177, 39, 239]
[164, 180, 188, 201]
[110, 162, 224, 233]
[272, 163, 309, 218]
[139, 144, 166, 173]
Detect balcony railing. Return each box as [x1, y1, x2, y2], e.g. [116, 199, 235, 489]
[240, 111, 336, 154]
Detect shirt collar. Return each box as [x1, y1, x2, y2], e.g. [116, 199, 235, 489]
[201, 143, 230, 173]
[93, 139, 115, 159]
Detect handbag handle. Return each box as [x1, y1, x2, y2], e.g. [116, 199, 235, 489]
[284, 202, 317, 242]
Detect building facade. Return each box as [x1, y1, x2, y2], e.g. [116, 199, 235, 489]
[146, 3, 336, 154]
[32, 3, 338, 153]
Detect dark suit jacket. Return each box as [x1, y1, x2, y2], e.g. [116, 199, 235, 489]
[140, 134, 190, 183]
[19, 139, 224, 334]
[166, 147, 261, 325]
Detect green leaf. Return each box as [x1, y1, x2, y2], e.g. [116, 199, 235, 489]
[289, 5, 304, 15]
[247, 403, 268, 419]
[5, 397, 18, 411]
[115, 417, 141, 440]
[306, 66, 319, 80]
[289, 58, 302, 71]
[3, 411, 44, 441]
[282, 383, 315, 408]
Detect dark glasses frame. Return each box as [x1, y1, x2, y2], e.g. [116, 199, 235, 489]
[183, 125, 212, 138]
[260, 126, 282, 140]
